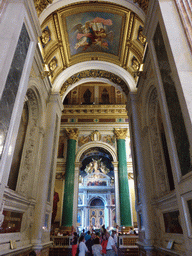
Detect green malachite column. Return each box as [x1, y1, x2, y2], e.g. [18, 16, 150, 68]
[62, 128, 79, 227]
[114, 128, 132, 227]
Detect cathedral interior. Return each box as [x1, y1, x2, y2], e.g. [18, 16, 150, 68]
[0, 0, 192, 255]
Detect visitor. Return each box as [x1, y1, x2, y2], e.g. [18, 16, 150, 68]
[72, 232, 78, 256]
[128, 227, 134, 234]
[106, 232, 117, 256]
[85, 231, 91, 242]
[112, 230, 118, 249]
[92, 237, 102, 256]
[79, 235, 89, 256]
[101, 233, 108, 256]
[86, 232, 95, 256]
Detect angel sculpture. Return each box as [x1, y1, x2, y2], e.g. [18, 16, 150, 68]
[85, 158, 110, 175]
[71, 17, 114, 51]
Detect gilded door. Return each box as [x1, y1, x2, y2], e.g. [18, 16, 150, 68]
[89, 208, 104, 229]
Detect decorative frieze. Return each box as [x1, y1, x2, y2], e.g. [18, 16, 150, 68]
[62, 104, 127, 117]
[60, 70, 129, 97]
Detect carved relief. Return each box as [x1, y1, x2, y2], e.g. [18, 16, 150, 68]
[102, 135, 115, 147]
[78, 135, 91, 147]
[148, 89, 169, 196]
[138, 27, 146, 45]
[34, 0, 53, 16]
[91, 130, 101, 141]
[132, 57, 140, 72]
[41, 27, 51, 46]
[49, 57, 57, 72]
[17, 89, 39, 195]
[133, 0, 149, 14]
[60, 70, 129, 97]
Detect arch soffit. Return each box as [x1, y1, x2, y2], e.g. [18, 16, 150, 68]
[75, 141, 117, 163]
[88, 195, 106, 206]
[39, 0, 146, 25]
[52, 61, 137, 100]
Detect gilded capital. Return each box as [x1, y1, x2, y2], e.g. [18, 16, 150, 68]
[113, 128, 128, 140]
[66, 128, 79, 140]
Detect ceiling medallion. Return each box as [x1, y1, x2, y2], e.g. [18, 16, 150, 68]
[60, 70, 129, 96]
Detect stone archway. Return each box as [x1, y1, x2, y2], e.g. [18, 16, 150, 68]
[73, 142, 119, 230]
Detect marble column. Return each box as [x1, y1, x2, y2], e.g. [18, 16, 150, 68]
[72, 162, 81, 230]
[61, 128, 79, 228]
[127, 93, 155, 248]
[113, 162, 121, 226]
[114, 128, 132, 227]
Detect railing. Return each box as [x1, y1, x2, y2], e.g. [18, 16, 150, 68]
[119, 235, 139, 248]
[51, 235, 138, 249]
[51, 236, 72, 248]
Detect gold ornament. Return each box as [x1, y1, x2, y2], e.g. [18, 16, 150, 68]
[60, 70, 129, 97]
[113, 128, 128, 140]
[41, 28, 50, 45]
[90, 130, 101, 141]
[66, 128, 79, 140]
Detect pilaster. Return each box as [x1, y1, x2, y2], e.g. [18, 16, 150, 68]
[31, 93, 63, 246]
[127, 92, 155, 246]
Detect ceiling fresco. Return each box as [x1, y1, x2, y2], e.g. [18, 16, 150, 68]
[38, 1, 147, 84]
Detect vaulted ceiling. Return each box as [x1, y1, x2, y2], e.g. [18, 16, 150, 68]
[34, 0, 148, 89]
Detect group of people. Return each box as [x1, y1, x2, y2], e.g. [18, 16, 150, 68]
[71, 226, 118, 256]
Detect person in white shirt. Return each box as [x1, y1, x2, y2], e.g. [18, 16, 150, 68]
[106, 232, 117, 256]
[79, 235, 89, 256]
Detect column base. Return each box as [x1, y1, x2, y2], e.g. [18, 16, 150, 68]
[34, 247, 49, 256]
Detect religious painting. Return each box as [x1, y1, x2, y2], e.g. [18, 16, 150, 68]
[163, 211, 183, 234]
[66, 12, 122, 56]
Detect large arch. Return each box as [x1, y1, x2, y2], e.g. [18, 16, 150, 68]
[73, 140, 119, 228]
[39, 0, 146, 25]
[52, 61, 137, 100]
[75, 140, 118, 163]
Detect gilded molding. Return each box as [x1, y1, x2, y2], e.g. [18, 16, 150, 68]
[62, 104, 127, 117]
[60, 70, 129, 96]
[34, 0, 53, 16]
[66, 128, 79, 140]
[114, 128, 128, 140]
[133, 0, 149, 14]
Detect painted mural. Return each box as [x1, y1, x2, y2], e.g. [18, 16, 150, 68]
[66, 12, 122, 55]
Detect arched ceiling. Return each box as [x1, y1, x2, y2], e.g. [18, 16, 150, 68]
[34, 0, 148, 94]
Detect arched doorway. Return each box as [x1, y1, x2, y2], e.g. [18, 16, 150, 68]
[76, 145, 116, 232]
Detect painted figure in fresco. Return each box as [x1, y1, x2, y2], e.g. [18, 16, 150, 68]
[72, 17, 114, 51]
[74, 21, 96, 50]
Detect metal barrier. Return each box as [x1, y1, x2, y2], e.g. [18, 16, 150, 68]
[51, 236, 72, 248]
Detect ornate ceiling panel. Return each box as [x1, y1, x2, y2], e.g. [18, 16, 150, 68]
[38, 1, 146, 83]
